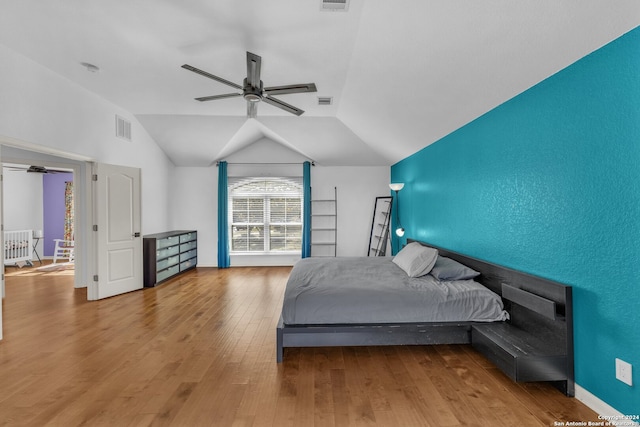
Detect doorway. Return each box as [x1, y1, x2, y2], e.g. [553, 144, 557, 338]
[1, 143, 92, 293]
[3, 162, 74, 269]
[0, 139, 144, 341]
[0, 142, 92, 340]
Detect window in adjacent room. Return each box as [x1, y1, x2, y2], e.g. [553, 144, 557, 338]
[229, 177, 303, 254]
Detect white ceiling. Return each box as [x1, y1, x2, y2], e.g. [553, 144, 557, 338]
[1, 1, 638, 166]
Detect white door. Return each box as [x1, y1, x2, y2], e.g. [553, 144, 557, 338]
[93, 163, 142, 299]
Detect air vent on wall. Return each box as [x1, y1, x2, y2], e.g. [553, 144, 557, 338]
[321, 0, 349, 11]
[318, 96, 333, 106]
[115, 115, 132, 141]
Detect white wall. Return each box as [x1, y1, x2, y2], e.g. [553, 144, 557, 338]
[0, 44, 174, 235]
[169, 166, 217, 266]
[311, 166, 390, 257]
[2, 168, 43, 256]
[2, 168, 42, 230]
[169, 137, 390, 266]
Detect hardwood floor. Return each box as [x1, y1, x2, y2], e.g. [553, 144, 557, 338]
[1, 264, 600, 426]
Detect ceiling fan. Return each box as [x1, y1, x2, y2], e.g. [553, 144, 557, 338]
[182, 51, 317, 117]
[4, 165, 71, 174]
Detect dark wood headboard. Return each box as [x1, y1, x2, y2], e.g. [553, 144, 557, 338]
[410, 239, 575, 396]
[409, 239, 571, 313]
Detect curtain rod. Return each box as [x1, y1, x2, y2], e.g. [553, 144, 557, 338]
[216, 161, 315, 166]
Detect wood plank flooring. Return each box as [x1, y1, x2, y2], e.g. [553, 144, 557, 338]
[0, 264, 601, 426]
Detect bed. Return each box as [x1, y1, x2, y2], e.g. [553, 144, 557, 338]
[276, 240, 574, 396]
[4, 229, 33, 266]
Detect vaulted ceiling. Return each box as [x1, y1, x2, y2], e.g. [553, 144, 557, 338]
[1, 1, 638, 166]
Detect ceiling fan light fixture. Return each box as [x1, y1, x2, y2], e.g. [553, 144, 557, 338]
[244, 93, 262, 102]
[243, 78, 263, 102]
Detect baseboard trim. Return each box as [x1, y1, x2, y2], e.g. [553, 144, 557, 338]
[575, 384, 639, 426]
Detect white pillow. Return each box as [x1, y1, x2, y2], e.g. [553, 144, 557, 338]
[392, 242, 439, 278]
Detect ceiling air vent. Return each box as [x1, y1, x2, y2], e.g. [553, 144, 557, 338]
[321, 0, 349, 12]
[318, 96, 333, 106]
[115, 115, 132, 141]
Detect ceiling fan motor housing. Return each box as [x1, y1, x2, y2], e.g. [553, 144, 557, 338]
[243, 78, 263, 102]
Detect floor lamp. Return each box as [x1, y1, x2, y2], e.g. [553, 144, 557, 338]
[389, 183, 405, 237]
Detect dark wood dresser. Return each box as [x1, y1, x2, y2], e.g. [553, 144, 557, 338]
[143, 230, 197, 287]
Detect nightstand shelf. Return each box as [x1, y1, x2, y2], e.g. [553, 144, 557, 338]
[472, 323, 568, 382]
[470, 282, 573, 395]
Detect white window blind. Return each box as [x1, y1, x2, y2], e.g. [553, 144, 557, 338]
[228, 177, 303, 254]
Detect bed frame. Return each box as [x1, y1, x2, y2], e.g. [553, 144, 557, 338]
[4, 229, 34, 267]
[276, 240, 574, 396]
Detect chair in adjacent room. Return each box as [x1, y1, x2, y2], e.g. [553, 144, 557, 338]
[52, 239, 74, 264]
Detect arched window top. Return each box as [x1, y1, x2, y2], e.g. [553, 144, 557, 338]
[229, 177, 302, 196]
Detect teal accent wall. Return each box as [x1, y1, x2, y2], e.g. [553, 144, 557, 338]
[391, 27, 640, 414]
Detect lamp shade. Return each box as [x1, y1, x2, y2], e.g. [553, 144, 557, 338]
[389, 183, 404, 192]
[33, 229, 44, 238]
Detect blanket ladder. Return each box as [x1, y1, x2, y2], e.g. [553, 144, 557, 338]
[310, 187, 337, 257]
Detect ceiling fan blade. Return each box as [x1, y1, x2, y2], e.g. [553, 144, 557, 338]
[195, 93, 243, 102]
[27, 165, 49, 174]
[264, 83, 317, 96]
[263, 95, 305, 116]
[182, 64, 242, 90]
[247, 101, 258, 118]
[2, 165, 63, 173]
[246, 52, 262, 88]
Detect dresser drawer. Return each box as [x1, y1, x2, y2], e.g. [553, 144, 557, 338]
[157, 264, 180, 283]
[180, 232, 196, 243]
[156, 255, 179, 270]
[180, 240, 197, 253]
[156, 245, 180, 260]
[180, 249, 197, 262]
[180, 257, 197, 271]
[157, 235, 180, 249]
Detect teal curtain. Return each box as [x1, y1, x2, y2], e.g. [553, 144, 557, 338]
[302, 161, 311, 258]
[217, 161, 230, 268]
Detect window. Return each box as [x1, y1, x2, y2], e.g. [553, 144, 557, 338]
[229, 177, 303, 253]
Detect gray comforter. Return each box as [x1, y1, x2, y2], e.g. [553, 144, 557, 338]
[281, 257, 509, 325]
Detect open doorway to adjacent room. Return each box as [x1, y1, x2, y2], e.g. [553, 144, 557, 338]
[2, 160, 77, 290]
